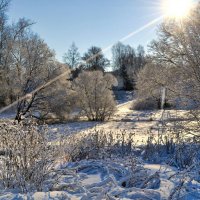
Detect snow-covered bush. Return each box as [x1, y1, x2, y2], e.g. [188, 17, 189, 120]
[142, 132, 175, 163]
[61, 129, 136, 161]
[142, 125, 200, 169]
[0, 120, 57, 192]
[132, 98, 158, 110]
[74, 71, 117, 121]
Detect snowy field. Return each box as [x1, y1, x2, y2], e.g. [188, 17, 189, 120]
[0, 93, 200, 200]
[47, 99, 190, 145]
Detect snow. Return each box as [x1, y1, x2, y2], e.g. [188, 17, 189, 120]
[0, 112, 15, 120]
[47, 100, 158, 145]
[0, 159, 162, 200]
[3, 159, 198, 200]
[1, 157, 199, 199]
[81, 174, 102, 186]
[1, 92, 200, 199]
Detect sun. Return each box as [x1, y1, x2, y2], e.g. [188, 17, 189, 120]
[162, 0, 193, 19]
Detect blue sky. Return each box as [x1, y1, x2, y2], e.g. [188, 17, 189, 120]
[8, 0, 163, 62]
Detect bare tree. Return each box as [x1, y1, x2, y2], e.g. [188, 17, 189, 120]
[63, 42, 80, 69]
[135, 3, 200, 111]
[134, 60, 178, 110]
[10, 30, 56, 121]
[38, 63, 73, 122]
[0, 1, 72, 121]
[0, 2, 33, 106]
[74, 71, 117, 121]
[149, 3, 200, 107]
[0, 0, 10, 16]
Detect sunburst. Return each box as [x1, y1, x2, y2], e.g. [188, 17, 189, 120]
[162, 0, 194, 19]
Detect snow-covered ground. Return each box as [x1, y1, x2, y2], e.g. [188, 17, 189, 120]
[47, 100, 166, 144]
[0, 112, 15, 120]
[47, 99, 191, 145]
[0, 92, 199, 200]
[44, 99, 199, 200]
[1, 159, 199, 199]
[0, 159, 174, 200]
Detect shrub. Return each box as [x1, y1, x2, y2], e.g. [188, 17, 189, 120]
[0, 120, 57, 192]
[132, 98, 158, 110]
[61, 129, 136, 161]
[74, 71, 117, 121]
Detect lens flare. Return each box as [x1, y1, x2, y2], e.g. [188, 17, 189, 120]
[162, 0, 193, 18]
